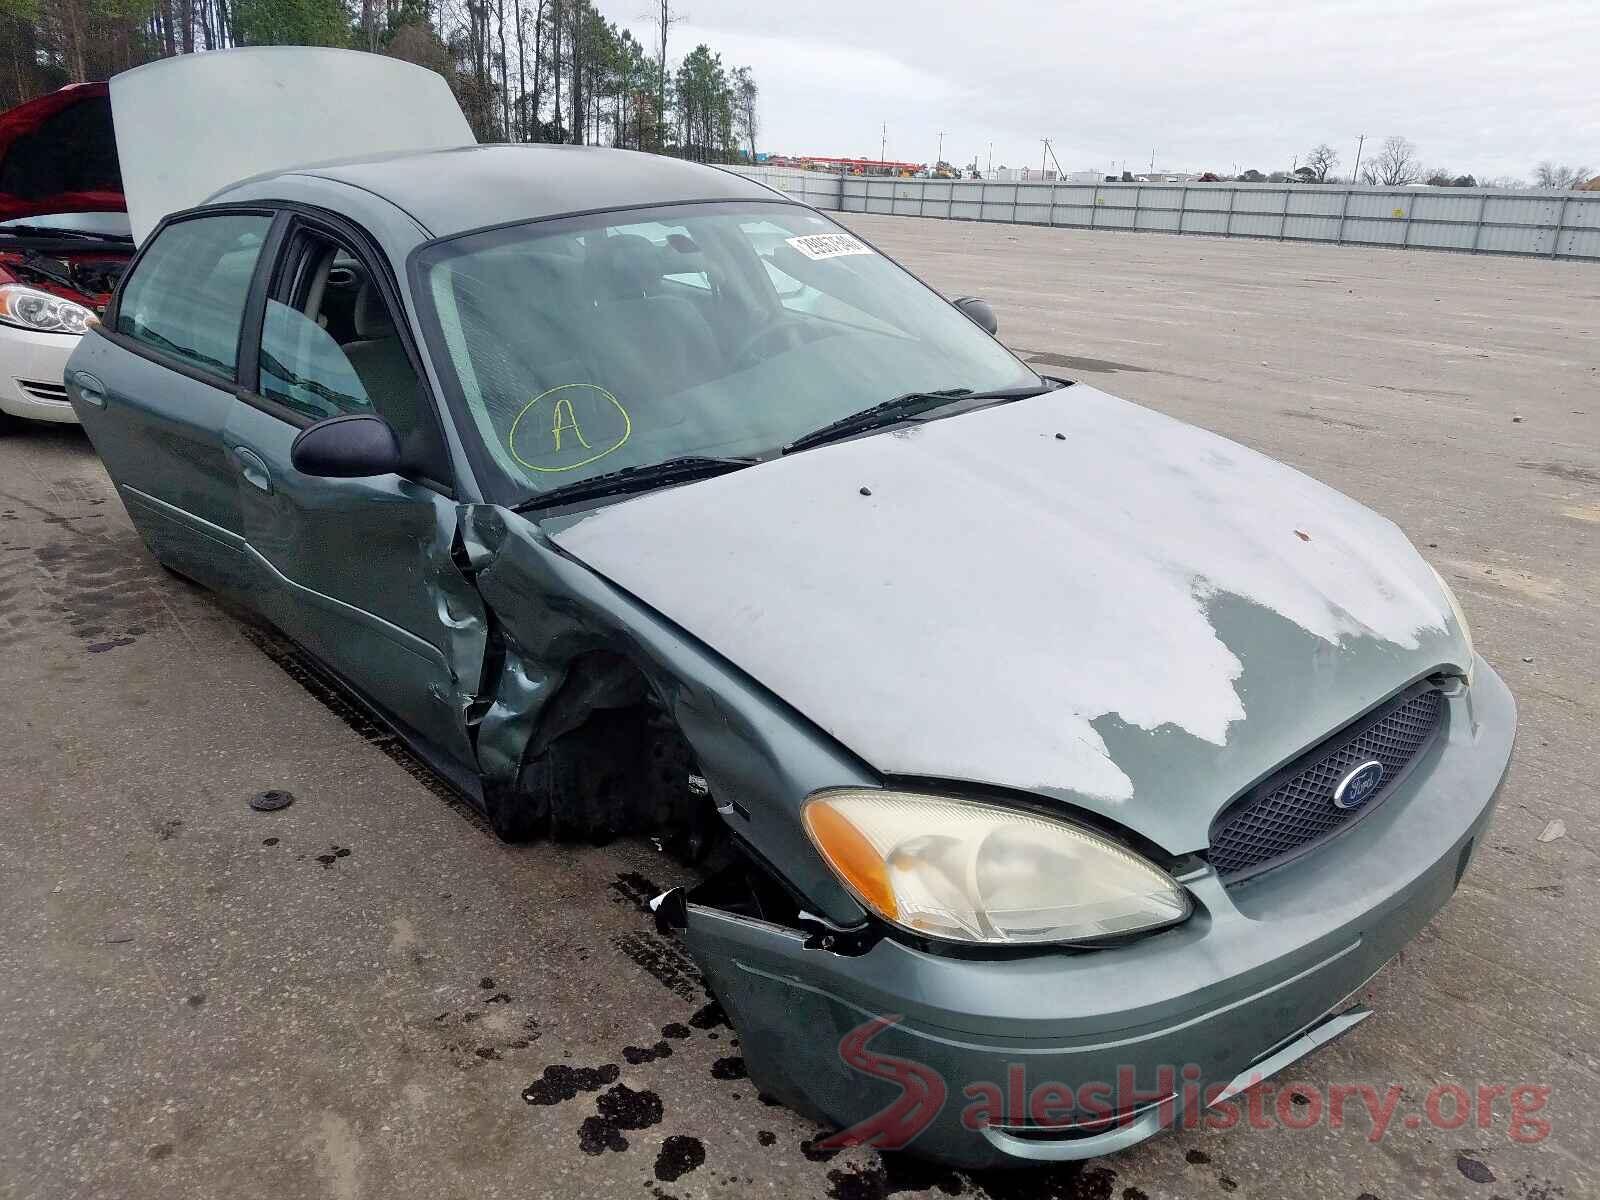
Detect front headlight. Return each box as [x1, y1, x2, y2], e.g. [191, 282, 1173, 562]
[1428, 564, 1476, 684]
[0, 283, 95, 335]
[802, 789, 1190, 945]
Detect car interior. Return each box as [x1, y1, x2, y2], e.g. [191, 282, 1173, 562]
[256, 229, 448, 481]
[431, 219, 842, 444]
[419, 210, 1026, 495]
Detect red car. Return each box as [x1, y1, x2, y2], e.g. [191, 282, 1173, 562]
[0, 82, 132, 430]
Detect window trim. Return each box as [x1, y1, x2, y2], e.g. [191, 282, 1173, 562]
[96, 204, 280, 393]
[238, 204, 459, 497]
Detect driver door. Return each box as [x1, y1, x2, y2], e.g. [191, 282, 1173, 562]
[222, 210, 486, 788]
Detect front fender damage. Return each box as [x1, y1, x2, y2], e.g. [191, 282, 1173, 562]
[458, 504, 875, 928]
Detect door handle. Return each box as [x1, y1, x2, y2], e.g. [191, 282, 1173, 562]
[234, 446, 273, 494]
[72, 371, 107, 408]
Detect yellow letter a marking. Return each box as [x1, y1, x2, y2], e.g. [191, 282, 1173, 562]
[551, 396, 592, 452]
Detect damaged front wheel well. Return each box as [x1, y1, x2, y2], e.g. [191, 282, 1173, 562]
[481, 649, 720, 855]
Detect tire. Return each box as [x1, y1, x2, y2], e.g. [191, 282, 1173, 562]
[489, 710, 641, 845]
[483, 761, 558, 844]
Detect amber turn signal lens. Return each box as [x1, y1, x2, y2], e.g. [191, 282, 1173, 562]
[803, 798, 898, 921]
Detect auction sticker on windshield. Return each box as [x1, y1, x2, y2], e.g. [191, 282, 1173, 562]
[786, 233, 873, 260]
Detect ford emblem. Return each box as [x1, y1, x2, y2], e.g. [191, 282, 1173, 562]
[1332, 760, 1386, 810]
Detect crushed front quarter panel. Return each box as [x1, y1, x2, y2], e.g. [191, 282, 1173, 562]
[462, 504, 876, 927]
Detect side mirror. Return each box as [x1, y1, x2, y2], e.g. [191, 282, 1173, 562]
[290, 412, 402, 478]
[953, 296, 998, 336]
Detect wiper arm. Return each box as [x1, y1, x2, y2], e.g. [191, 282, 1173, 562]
[513, 454, 758, 513]
[781, 383, 1057, 455]
[0, 223, 131, 243]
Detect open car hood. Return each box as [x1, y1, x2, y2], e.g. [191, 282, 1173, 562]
[109, 47, 476, 243]
[549, 386, 1469, 853]
[0, 84, 123, 223]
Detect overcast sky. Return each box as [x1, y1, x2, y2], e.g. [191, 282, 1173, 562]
[620, 0, 1597, 181]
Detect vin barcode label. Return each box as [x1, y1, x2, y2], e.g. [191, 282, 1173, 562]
[785, 233, 874, 260]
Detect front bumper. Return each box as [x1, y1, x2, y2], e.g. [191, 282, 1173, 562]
[0, 325, 81, 425]
[684, 659, 1515, 1168]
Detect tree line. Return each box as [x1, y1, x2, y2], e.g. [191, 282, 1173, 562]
[1219, 138, 1593, 190]
[0, 0, 759, 163]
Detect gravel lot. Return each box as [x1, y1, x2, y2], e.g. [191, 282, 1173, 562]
[1, 216, 1594, 1200]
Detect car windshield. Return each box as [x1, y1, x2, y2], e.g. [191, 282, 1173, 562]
[412, 202, 1038, 504]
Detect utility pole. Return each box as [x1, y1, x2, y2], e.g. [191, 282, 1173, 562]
[1149, 148, 1155, 174]
[936, 130, 944, 167]
[1041, 138, 1064, 178]
[1351, 134, 1366, 185]
[880, 122, 887, 164]
[986, 141, 993, 177]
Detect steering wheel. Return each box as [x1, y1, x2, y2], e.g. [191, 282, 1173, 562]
[731, 315, 807, 370]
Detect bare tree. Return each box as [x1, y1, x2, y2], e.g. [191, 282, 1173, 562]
[511, 0, 526, 139]
[731, 64, 757, 160]
[1361, 136, 1421, 186]
[651, 0, 682, 151]
[496, 0, 510, 141]
[1304, 142, 1339, 183]
[1534, 162, 1593, 190]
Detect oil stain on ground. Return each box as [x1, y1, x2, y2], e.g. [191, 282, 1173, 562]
[824, 1156, 967, 1199]
[654, 1135, 706, 1182]
[521, 1063, 620, 1105]
[623, 1041, 674, 1064]
[972, 1163, 1121, 1200]
[710, 1056, 746, 1080]
[576, 1083, 664, 1156]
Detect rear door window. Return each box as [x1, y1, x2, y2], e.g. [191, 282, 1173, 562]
[115, 213, 270, 378]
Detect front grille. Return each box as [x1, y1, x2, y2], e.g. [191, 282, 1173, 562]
[1209, 685, 1446, 881]
[18, 379, 70, 404]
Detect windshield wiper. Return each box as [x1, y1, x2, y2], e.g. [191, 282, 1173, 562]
[781, 382, 1058, 455]
[513, 454, 759, 513]
[0, 222, 132, 243]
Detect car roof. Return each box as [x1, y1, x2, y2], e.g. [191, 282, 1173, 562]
[255, 143, 788, 239]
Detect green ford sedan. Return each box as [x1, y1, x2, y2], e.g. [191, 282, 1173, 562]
[66, 47, 1514, 1168]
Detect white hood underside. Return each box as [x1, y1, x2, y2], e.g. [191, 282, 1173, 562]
[109, 47, 474, 243]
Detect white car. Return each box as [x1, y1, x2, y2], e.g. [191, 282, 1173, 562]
[0, 83, 132, 432]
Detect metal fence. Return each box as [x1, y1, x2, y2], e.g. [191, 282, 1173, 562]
[727, 167, 1600, 261]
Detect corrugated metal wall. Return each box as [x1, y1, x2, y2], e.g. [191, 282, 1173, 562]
[726, 168, 1600, 261]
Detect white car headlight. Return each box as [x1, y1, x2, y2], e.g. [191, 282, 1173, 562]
[802, 789, 1190, 945]
[1429, 564, 1476, 684]
[0, 283, 96, 335]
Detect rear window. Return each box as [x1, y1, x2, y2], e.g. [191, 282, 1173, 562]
[116, 213, 270, 378]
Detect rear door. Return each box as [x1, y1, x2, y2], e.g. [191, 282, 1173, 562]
[68, 207, 275, 593]
[221, 209, 486, 787]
